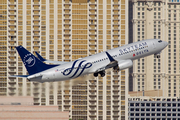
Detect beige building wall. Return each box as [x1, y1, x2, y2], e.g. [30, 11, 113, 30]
[129, 0, 180, 98]
[129, 90, 163, 97]
[0, 0, 128, 120]
[0, 96, 69, 120]
[0, 96, 33, 105]
[0, 111, 68, 120]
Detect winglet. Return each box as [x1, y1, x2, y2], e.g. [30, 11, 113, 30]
[35, 52, 46, 61]
[105, 52, 116, 62]
[95, 52, 118, 73]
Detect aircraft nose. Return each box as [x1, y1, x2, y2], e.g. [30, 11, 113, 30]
[164, 41, 168, 47]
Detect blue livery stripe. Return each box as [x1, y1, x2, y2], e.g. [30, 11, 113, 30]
[62, 60, 92, 78]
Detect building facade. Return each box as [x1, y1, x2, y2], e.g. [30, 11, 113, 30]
[0, 0, 128, 119]
[129, 0, 180, 98]
[0, 96, 69, 120]
[128, 97, 180, 120]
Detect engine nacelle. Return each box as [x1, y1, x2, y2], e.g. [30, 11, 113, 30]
[118, 59, 133, 70]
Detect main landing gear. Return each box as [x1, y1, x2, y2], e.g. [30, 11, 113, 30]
[93, 70, 105, 77]
[93, 72, 98, 77]
[113, 66, 119, 71]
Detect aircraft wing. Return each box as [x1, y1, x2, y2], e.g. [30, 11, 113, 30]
[94, 52, 132, 73]
[94, 52, 118, 73]
[35, 52, 68, 65]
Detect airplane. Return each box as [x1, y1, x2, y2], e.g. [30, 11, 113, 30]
[10, 39, 168, 82]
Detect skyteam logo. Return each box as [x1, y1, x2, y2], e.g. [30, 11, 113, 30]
[62, 60, 92, 78]
[23, 53, 36, 67]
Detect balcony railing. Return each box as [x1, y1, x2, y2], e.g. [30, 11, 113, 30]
[9, 2, 16, 4]
[33, 18, 40, 20]
[9, 7, 16, 9]
[9, 12, 16, 15]
[34, 2, 40, 4]
[9, 22, 16, 25]
[33, 28, 40, 31]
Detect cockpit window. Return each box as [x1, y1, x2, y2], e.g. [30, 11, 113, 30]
[158, 40, 162, 43]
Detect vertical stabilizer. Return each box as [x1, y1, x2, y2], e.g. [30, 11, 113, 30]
[16, 46, 58, 75]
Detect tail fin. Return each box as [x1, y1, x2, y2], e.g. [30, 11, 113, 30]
[16, 46, 58, 75]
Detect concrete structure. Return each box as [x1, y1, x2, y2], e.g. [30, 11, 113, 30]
[0, 0, 129, 119]
[0, 96, 33, 105]
[0, 96, 69, 120]
[0, 111, 68, 120]
[129, 90, 163, 97]
[128, 97, 180, 120]
[129, 0, 180, 98]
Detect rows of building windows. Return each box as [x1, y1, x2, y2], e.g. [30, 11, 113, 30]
[129, 98, 180, 119]
[136, 18, 145, 89]
[153, 21, 161, 39]
[18, 0, 23, 96]
[1, 0, 127, 119]
[90, 0, 103, 118]
[153, 75, 161, 90]
[169, 0, 180, 2]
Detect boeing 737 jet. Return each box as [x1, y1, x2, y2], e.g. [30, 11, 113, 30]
[11, 39, 168, 82]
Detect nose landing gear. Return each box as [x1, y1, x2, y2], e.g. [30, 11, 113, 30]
[154, 53, 160, 58]
[156, 55, 160, 58]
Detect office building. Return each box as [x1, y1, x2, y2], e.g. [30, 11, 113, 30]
[128, 97, 180, 120]
[0, 0, 128, 119]
[129, 0, 180, 97]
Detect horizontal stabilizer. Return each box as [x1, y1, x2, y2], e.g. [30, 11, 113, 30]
[9, 75, 29, 78]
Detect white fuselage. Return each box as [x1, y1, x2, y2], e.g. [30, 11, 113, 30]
[27, 39, 168, 82]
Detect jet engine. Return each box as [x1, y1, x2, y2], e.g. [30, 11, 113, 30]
[118, 59, 133, 70]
